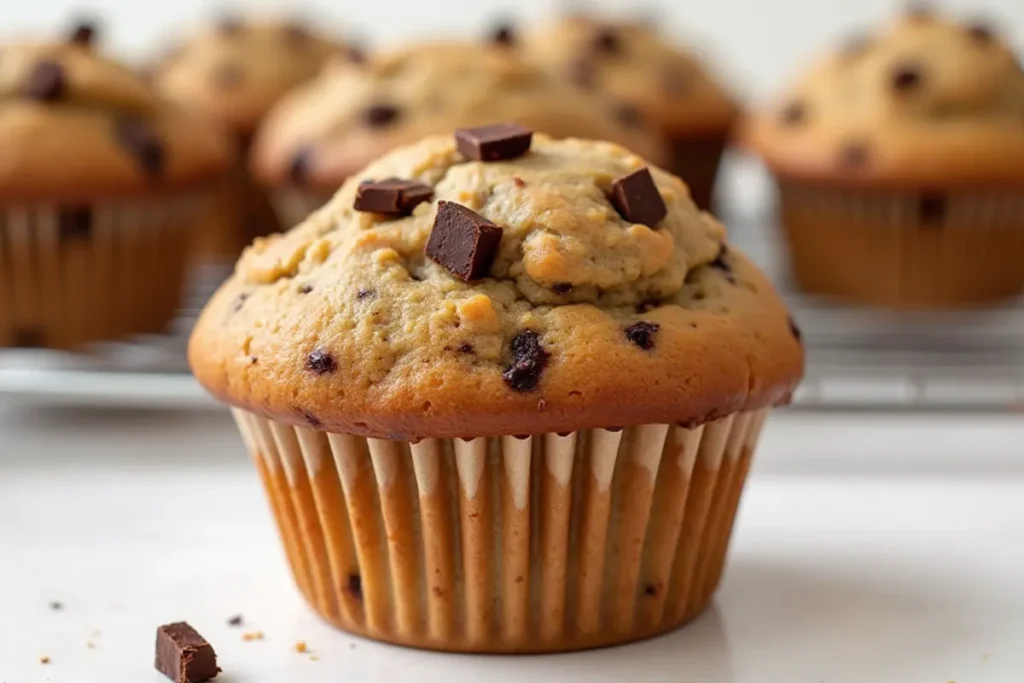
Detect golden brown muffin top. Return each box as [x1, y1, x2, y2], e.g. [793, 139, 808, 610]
[0, 41, 229, 203]
[522, 16, 740, 137]
[743, 9, 1024, 188]
[153, 17, 347, 134]
[249, 40, 669, 191]
[190, 132, 803, 439]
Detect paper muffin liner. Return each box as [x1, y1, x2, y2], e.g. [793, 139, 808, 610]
[0, 193, 207, 349]
[231, 406, 770, 653]
[666, 132, 729, 211]
[270, 187, 335, 232]
[777, 181, 1024, 309]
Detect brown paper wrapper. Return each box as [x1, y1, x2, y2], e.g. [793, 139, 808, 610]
[666, 133, 729, 211]
[778, 181, 1024, 309]
[231, 406, 770, 653]
[0, 194, 207, 349]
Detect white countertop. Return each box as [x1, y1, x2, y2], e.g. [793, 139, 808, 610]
[1, 407, 1023, 682]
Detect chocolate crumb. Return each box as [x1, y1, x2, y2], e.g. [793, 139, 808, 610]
[346, 573, 363, 600]
[249, 356, 258, 365]
[226, 615, 243, 627]
[552, 282, 573, 294]
[503, 330, 550, 392]
[306, 349, 336, 374]
[49, 601, 63, 610]
[363, 103, 401, 127]
[625, 322, 660, 350]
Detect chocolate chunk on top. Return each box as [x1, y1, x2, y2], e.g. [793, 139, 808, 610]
[354, 178, 433, 216]
[455, 123, 533, 162]
[115, 118, 165, 177]
[24, 60, 67, 102]
[503, 330, 550, 392]
[155, 622, 219, 683]
[625, 322, 660, 350]
[609, 168, 667, 228]
[426, 201, 503, 282]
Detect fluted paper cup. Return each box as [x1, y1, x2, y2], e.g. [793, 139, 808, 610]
[231, 406, 769, 653]
[0, 194, 207, 349]
[778, 182, 1024, 309]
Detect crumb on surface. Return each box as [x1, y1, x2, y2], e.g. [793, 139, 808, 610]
[294, 641, 308, 653]
[49, 601, 63, 610]
[227, 614, 244, 627]
[242, 631, 265, 642]
[40, 656, 51, 664]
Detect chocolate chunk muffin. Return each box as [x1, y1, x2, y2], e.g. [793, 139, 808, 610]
[522, 16, 740, 209]
[743, 10, 1024, 308]
[249, 41, 669, 228]
[152, 17, 348, 261]
[190, 129, 803, 653]
[0, 40, 228, 350]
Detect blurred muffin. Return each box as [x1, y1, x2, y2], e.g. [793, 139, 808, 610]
[250, 40, 669, 228]
[522, 16, 740, 209]
[0, 40, 228, 350]
[190, 128, 803, 652]
[744, 9, 1024, 308]
[153, 16, 349, 261]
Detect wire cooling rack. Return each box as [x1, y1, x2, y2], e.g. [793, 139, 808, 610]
[1, 198, 1022, 412]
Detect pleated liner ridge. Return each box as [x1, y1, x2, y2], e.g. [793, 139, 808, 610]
[0, 195, 207, 349]
[233, 406, 769, 653]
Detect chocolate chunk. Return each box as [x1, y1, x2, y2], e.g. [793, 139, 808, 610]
[455, 123, 533, 162]
[502, 330, 549, 392]
[354, 178, 433, 216]
[592, 26, 621, 54]
[213, 62, 244, 89]
[24, 60, 67, 102]
[289, 148, 314, 184]
[614, 103, 643, 128]
[490, 22, 516, 46]
[114, 118, 165, 177]
[892, 63, 923, 91]
[346, 573, 362, 600]
[780, 101, 806, 126]
[58, 207, 92, 241]
[306, 349, 336, 375]
[838, 141, 870, 170]
[967, 22, 995, 43]
[155, 622, 220, 683]
[625, 321, 660, 350]
[552, 282, 573, 294]
[226, 615, 243, 627]
[609, 168, 667, 228]
[788, 316, 803, 343]
[918, 193, 947, 226]
[569, 60, 595, 88]
[426, 201, 503, 281]
[68, 19, 98, 46]
[363, 103, 400, 127]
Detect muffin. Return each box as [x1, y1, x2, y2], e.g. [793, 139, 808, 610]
[522, 16, 740, 210]
[0, 40, 228, 350]
[250, 40, 669, 228]
[743, 9, 1024, 308]
[153, 17, 349, 261]
[190, 127, 803, 652]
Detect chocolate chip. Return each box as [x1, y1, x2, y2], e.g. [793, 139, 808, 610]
[114, 118, 165, 177]
[625, 321, 659, 350]
[614, 103, 643, 128]
[892, 63, 923, 92]
[426, 201, 503, 282]
[346, 573, 362, 600]
[552, 282, 573, 294]
[354, 178, 433, 216]
[356, 288, 376, 300]
[838, 141, 870, 170]
[249, 356, 258, 365]
[788, 316, 803, 343]
[966, 22, 995, 44]
[457, 343, 474, 354]
[297, 283, 313, 294]
[24, 60, 67, 102]
[58, 207, 92, 241]
[68, 19, 98, 46]
[592, 26, 621, 54]
[13, 328, 45, 348]
[569, 60, 595, 88]
[363, 104, 400, 127]
[213, 62, 244, 89]
[455, 123, 533, 162]
[226, 615, 243, 627]
[918, 193, 947, 226]
[502, 330, 549, 392]
[609, 168, 667, 228]
[306, 349, 336, 374]
[154, 622, 219, 683]
[490, 22, 516, 46]
[780, 101, 807, 126]
[289, 148, 313, 184]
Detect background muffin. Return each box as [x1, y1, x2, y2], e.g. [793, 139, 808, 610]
[743, 9, 1024, 309]
[153, 17, 350, 261]
[191, 130, 803, 652]
[0, 39, 228, 350]
[249, 40, 669, 228]
[522, 15, 740, 210]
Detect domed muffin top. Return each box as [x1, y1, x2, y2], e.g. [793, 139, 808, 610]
[190, 130, 803, 440]
[744, 9, 1024, 187]
[153, 17, 346, 134]
[249, 41, 668, 192]
[522, 16, 740, 137]
[0, 41, 229, 202]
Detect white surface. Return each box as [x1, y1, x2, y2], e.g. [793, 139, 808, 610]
[2, 408, 1024, 682]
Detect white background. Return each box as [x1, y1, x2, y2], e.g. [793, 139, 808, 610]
[5, 0, 1024, 100]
